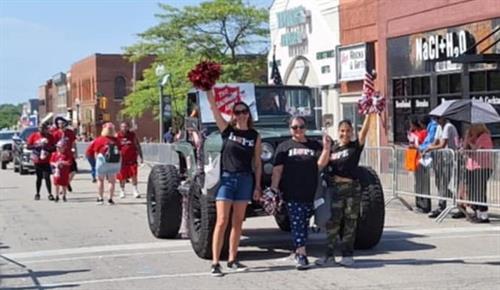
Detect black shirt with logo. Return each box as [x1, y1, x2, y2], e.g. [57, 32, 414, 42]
[221, 126, 259, 173]
[274, 139, 322, 203]
[326, 140, 364, 180]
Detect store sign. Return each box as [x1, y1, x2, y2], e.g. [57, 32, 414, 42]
[394, 99, 411, 109]
[415, 99, 430, 108]
[281, 31, 307, 46]
[277, 6, 307, 28]
[472, 95, 500, 105]
[415, 30, 470, 61]
[338, 45, 367, 81]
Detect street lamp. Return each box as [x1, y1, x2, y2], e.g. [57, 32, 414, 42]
[156, 64, 171, 143]
[75, 98, 81, 136]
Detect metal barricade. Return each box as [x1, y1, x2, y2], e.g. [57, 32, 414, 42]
[360, 147, 395, 198]
[141, 143, 179, 166]
[455, 149, 500, 209]
[393, 148, 457, 217]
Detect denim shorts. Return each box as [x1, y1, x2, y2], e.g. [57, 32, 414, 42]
[96, 156, 121, 178]
[215, 171, 254, 202]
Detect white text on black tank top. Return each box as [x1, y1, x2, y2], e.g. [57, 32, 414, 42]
[288, 148, 315, 157]
[330, 149, 350, 160]
[228, 132, 255, 147]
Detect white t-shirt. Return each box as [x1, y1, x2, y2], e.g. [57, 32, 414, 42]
[434, 124, 443, 141]
[441, 122, 459, 150]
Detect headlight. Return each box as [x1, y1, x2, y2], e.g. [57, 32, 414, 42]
[261, 142, 274, 162]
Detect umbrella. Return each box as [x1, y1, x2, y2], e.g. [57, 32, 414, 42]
[429, 99, 500, 124]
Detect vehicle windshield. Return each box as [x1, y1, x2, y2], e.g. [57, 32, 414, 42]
[19, 127, 38, 141]
[255, 87, 313, 117]
[0, 132, 16, 140]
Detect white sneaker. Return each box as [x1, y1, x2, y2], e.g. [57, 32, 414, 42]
[338, 256, 354, 267]
[119, 191, 126, 199]
[133, 189, 141, 198]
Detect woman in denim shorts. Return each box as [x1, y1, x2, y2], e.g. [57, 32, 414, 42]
[206, 90, 262, 277]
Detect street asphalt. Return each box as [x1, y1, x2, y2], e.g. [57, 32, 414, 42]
[1, 159, 499, 290]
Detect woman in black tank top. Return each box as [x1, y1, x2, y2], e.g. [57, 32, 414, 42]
[316, 113, 375, 267]
[206, 90, 262, 276]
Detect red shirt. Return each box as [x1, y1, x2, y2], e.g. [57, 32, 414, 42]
[117, 131, 139, 163]
[85, 139, 96, 158]
[416, 129, 427, 145]
[50, 151, 72, 185]
[92, 136, 121, 156]
[27, 132, 56, 164]
[52, 128, 76, 155]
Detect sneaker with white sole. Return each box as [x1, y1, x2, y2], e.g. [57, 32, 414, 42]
[227, 260, 248, 272]
[119, 191, 126, 199]
[315, 255, 336, 267]
[295, 254, 311, 270]
[210, 263, 224, 277]
[338, 256, 354, 267]
[133, 189, 141, 198]
[96, 197, 104, 205]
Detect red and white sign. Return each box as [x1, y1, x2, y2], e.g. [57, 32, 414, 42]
[199, 83, 259, 123]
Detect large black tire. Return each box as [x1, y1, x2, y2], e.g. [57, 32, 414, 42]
[1, 161, 7, 170]
[146, 165, 182, 239]
[188, 182, 230, 260]
[274, 203, 291, 232]
[13, 159, 19, 173]
[355, 166, 385, 250]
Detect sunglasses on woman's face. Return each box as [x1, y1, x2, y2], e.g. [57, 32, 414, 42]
[290, 125, 306, 130]
[233, 109, 249, 115]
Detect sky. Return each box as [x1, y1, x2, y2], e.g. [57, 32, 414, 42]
[0, 0, 272, 105]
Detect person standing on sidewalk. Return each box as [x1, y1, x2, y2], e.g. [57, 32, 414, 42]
[270, 116, 329, 270]
[92, 123, 122, 205]
[463, 123, 494, 223]
[424, 117, 459, 218]
[206, 90, 262, 277]
[316, 113, 375, 267]
[52, 117, 77, 192]
[27, 123, 56, 201]
[116, 122, 143, 198]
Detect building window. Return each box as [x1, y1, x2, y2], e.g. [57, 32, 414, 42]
[321, 65, 331, 74]
[342, 103, 364, 133]
[316, 50, 335, 60]
[487, 70, 500, 91]
[114, 76, 127, 100]
[470, 71, 486, 92]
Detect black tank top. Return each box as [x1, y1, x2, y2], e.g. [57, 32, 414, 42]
[221, 126, 258, 173]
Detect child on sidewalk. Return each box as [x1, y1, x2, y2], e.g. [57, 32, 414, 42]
[50, 140, 73, 202]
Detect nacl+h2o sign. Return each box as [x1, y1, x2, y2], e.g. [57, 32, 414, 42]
[415, 30, 473, 62]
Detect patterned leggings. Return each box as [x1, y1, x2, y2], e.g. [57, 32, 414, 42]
[286, 201, 314, 249]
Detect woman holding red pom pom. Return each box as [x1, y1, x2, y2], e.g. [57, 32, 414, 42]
[206, 89, 262, 277]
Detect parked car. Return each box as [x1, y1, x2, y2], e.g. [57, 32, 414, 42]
[12, 127, 38, 175]
[0, 130, 17, 169]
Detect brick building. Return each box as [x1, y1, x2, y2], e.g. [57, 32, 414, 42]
[70, 54, 158, 140]
[338, 0, 500, 145]
[38, 80, 54, 120]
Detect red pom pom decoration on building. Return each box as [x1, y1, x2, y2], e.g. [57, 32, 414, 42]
[187, 61, 222, 91]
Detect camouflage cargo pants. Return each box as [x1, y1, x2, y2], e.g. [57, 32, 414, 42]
[324, 181, 361, 257]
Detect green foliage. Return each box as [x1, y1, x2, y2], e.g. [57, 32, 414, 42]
[123, 0, 269, 128]
[0, 104, 22, 130]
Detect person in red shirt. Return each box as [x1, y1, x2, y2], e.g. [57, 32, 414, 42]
[52, 117, 77, 191]
[50, 140, 73, 202]
[116, 122, 143, 198]
[85, 139, 97, 183]
[93, 122, 122, 205]
[27, 123, 56, 201]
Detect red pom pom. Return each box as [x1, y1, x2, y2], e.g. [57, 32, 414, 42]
[188, 61, 222, 91]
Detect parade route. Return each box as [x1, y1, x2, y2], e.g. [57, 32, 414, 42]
[1, 161, 499, 290]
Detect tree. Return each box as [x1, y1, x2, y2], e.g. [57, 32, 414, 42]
[0, 104, 22, 130]
[123, 0, 269, 125]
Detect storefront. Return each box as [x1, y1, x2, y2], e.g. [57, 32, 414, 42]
[268, 0, 340, 135]
[388, 18, 500, 144]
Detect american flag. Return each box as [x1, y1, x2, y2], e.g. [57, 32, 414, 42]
[270, 45, 283, 85]
[362, 71, 375, 98]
